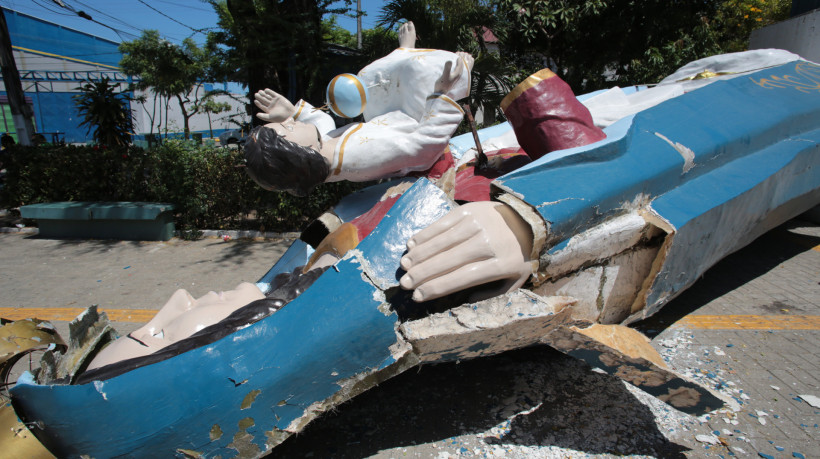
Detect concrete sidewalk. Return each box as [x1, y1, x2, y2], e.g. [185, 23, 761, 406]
[1, 219, 818, 458]
[0, 233, 293, 337]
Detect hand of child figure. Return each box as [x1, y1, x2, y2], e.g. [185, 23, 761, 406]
[434, 52, 474, 95]
[399, 201, 534, 302]
[254, 88, 297, 123]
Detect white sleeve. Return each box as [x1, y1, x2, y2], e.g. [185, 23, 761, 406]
[327, 93, 464, 182]
[292, 100, 336, 136]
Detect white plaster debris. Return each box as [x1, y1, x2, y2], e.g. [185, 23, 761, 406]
[695, 434, 720, 445]
[797, 394, 820, 408]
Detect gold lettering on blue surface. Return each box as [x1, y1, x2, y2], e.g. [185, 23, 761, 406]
[752, 61, 820, 94]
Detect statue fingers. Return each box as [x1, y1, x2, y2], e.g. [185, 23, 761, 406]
[255, 90, 273, 105]
[253, 97, 270, 112]
[405, 206, 468, 250]
[400, 233, 495, 290]
[401, 222, 481, 270]
[409, 259, 515, 302]
[450, 58, 463, 82]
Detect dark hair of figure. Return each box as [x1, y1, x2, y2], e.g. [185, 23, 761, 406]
[244, 126, 330, 197]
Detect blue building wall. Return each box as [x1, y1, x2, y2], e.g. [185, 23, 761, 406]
[3, 8, 123, 143]
[4, 8, 121, 68]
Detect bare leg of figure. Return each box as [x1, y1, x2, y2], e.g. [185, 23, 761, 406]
[398, 21, 416, 48]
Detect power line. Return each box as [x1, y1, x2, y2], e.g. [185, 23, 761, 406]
[70, 0, 144, 34]
[154, 0, 213, 14]
[136, 0, 206, 37]
[41, 0, 138, 42]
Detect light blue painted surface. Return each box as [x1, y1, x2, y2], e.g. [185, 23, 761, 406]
[448, 122, 512, 159]
[255, 239, 314, 294]
[496, 61, 820, 246]
[11, 179, 451, 458]
[642, 127, 820, 314]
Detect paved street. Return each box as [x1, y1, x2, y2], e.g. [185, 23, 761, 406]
[1, 216, 818, 458]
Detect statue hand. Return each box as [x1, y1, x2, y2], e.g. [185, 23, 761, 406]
[434, 52, 473, 95]
[254, 88, 297, 123]
[400, 202, 534, 302]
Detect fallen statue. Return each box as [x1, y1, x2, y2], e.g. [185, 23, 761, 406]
[1, 24, 819, 456]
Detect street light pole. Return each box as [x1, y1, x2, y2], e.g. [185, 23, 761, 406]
[0, 9, 34, 145]
[356, 0, 362, 50]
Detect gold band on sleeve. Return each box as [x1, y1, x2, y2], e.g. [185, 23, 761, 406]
[500, 69, 557, 111]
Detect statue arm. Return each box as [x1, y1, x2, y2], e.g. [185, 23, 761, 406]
[254, 89, 335, 136]
[291, 100, 336, 136]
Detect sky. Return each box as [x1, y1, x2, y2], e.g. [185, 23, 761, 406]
[1, 0, 385, 46]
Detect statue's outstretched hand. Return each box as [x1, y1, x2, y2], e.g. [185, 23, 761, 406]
[434, 52, 474, 95]
[400, 201, 534, 302]
[254, 88, 297, 123]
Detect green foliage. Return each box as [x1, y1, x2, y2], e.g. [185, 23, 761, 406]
[73, 78, 134, 147]
[715, 0, 791, 52]
[119, 30, 214, 138]
[0, 143, 362, 235]
[322, 15, 356, 47]
[206, 0, 353, 115]
[494, 0, 724, 90]
[360, 26, 399, 62]
[491, 0, 790, 90]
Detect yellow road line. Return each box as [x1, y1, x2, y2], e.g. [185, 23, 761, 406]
[3, 308, 820, 332]
[0, 307, 156, 323]
[672, 315, 820, 330]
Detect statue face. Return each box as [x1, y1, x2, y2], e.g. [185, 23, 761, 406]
[268, 119, 322, 152]
[86, 283, 264, 371]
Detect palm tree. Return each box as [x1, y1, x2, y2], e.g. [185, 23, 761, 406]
[73, 78, 134, 146]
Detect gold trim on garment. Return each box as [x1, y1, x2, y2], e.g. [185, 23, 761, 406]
[293, 100, 307, 120]
[500, 69, 557, 111]
[333, 123, 364, 176]
[426, 94, 465, 113]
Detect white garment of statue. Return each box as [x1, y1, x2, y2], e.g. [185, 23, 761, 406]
[291, 48, 471, 182]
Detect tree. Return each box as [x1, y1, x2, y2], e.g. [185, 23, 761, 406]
[715, 0, 791, 52]
[494, 0, 724, 91]
[201, 96, 232, 138]
[206, 0, 353, 123]
[322, 15, 356, 47]
[119, 31, 214, 139]
[73, 77, 134, 146]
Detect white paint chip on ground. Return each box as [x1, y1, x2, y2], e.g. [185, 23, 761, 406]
[695, 434, 720, 445]
[798, 394, 820, 408]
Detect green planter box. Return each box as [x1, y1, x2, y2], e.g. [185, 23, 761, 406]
[20, 202, 175, 241]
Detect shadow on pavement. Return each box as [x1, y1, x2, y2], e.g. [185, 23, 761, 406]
[271, 346, 688, 458]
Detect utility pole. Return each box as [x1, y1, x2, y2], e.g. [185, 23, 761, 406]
[356, 0, 362, 50]
[0, 9, 34, 145]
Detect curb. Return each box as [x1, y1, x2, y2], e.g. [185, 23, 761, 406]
[198, 229, 300, 240]
[0, 227, 300, 240]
